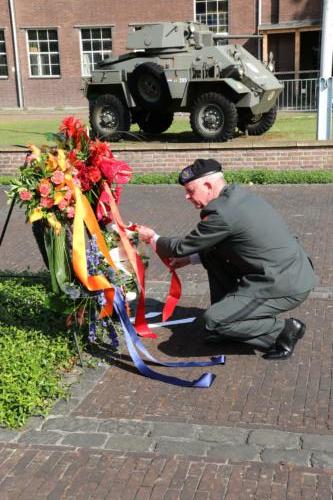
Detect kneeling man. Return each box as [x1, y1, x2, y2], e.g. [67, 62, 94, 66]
[138, 159, 317, 360]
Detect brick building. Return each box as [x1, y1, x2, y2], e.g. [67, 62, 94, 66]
[0, 0, 322, 109]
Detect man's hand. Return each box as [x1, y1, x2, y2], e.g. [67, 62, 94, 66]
[168, 256, 191, 270]
[137, 225, 156, 244]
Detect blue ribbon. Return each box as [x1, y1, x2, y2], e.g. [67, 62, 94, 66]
[113, 287, 225, 388]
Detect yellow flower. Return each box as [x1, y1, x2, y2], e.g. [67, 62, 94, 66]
[47, 213, 62, 235]
[46, 153, 58, 172]
[29, 207, 44, 223]
[53, 191, 65, 205]
[57, 149, 66, 171]
[27, 144, 41, 160]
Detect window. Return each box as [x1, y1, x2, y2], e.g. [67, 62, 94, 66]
[27, 29, 60, 77]
[0, 30, 8, 77]
[80, 28, 112, 76]
[196, 0, 228, 33]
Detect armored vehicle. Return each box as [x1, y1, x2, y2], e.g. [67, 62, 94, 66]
[83, 21, 283, 142]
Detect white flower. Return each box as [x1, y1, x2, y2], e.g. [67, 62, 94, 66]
[109, 245, 132, 275]
[126, 291, 137, 302]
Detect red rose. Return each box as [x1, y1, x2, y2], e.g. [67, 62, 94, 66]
[87, 166, 102, 183]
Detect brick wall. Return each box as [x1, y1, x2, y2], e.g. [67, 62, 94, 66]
[0, 0, 193, 109]
[278, 0, 322, 23]
[2, 142, 333, 177]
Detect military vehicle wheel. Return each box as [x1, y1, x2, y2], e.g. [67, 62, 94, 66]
[129, 62, 171, 110]
[135, 110, 174, 133]
[90, 94, 130, 141]
[190, 93, 238, 141]
[238, 105, 277, 136]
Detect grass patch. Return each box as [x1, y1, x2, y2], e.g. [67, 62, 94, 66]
[0, 176, 16, 185]
[0, 275, 78, 428]
[0, 112, 324, 146]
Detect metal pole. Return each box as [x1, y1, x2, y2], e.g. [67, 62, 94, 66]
[257, 0, 262, 59]
[316, 0, 333, 140]
[0, 195, 16, 247]
[8, 0, 24, 109]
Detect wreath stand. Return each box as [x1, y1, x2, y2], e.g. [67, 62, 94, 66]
[0, 195, 84, 366]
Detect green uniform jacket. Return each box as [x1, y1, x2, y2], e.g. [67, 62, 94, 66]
[156, 184, 318, 298]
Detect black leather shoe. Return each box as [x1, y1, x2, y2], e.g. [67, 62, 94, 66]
[262, 318, 306, 360]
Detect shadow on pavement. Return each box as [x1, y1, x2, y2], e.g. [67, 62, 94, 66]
[145, 299, 256, 358]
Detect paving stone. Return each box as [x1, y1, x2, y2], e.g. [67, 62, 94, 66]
[42, 417, 98, 432]
[68, 379, 100, 398]
[17, 430, 63, 445]
[207, 444, 261, 461]
[105, 435, 155, 452]
[302, 434, 333, 452]
[150, 422, 197, 439]
[311, 451, 333, 468]
[261, 448, 311, 466]
[198, 425, 249, 445]
[22, 415, 44, 431]
[61, 432, 108, 448]
[49, 397, 81, 416]
[0, 428, 20, 442]
[248, 429, 300, 449]
[155, 438, 210, 456]
[98, 419, 152, 436]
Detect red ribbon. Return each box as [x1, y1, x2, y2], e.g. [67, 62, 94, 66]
[102, 183, 182, 336]
[160, 257, 182, 322]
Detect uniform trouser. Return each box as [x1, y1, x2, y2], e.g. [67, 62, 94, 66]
[201, 253, 311, 350]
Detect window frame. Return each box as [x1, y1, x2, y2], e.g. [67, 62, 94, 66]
[26, 28, 61, 78]
[79, 26, 113, 77]
[194, 0, 229, 35]
[0, 29, 8, 78]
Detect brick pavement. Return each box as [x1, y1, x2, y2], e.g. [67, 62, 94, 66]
[1, 184, 333, 498]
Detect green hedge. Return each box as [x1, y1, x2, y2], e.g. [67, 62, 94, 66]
[130, 169, 333, 184]
[0, 277, 75, 428]
[2, 169, 333, 186]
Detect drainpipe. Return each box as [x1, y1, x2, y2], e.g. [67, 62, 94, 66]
[257, 0, 262, 59]
[8, 0, 24, 108]
[316, 0, 333, 140]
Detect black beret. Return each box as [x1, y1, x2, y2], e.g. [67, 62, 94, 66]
[178, 159, 223, 186]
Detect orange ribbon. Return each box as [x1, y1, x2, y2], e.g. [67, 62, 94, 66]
[70, 181, 181, 335]
[71, 183, 116, 318]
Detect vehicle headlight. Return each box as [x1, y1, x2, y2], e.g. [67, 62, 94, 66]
[267, 90, 275, 101]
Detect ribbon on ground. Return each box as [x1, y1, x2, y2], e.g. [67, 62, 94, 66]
[113, 287, 225, 387]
